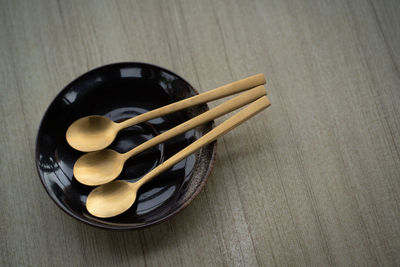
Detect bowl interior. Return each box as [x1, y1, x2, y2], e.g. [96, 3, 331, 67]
[36, 63, 216, 230]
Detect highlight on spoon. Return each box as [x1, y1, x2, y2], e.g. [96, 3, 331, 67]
[66, 116, 118, 152]
[86, 181, 137, 218]
[73, 149, 125, 186]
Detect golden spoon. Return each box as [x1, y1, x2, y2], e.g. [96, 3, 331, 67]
[86, 96, 271, 218]
[74, 85, 267, 186]
[66, 74, 266, 152]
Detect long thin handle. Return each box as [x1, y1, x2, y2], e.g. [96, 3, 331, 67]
[122, 86, 267, 160]
[135, 96, 270, 187]
[117, 74, 266, 130]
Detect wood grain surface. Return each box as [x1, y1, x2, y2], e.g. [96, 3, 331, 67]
[1, 0, 399, 266]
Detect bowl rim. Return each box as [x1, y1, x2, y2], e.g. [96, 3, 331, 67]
[35, 62, 218, 230]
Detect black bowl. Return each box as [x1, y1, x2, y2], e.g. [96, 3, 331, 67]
[36, 62, 217, 230]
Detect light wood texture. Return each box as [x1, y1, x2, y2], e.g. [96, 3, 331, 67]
[87, 96, 270, 218]
[66, 73, 266, 152]
[1, 0, 399, 266]
[74, 85, 267, 186]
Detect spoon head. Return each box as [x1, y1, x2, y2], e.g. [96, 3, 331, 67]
[66, 115, 117, 152]
[73, 149, 125, 186]
[86, 180, 137, 218]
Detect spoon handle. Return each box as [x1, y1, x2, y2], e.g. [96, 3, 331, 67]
[117, 74, 266, 130]
[135, 96, 270, 187]
[122, 85, 267, 160]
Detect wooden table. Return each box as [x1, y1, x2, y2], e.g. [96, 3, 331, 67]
[1, 0, 399, 266]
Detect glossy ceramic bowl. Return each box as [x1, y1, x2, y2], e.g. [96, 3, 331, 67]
[36, 62, 217, 230]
